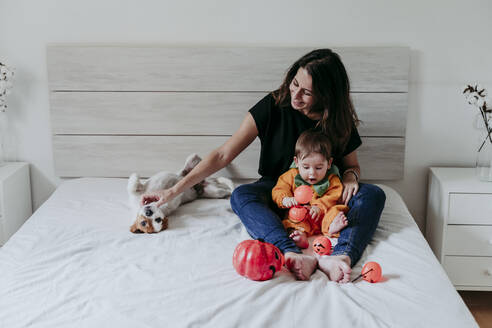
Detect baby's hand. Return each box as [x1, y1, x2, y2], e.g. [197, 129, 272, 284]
[282, 197, 298, 208]
[309, 205, 322, 222]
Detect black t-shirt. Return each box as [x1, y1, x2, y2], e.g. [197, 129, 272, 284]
[249, 93, 362, 180]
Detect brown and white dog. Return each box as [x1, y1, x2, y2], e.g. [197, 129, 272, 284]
[127, 153, 234, 233]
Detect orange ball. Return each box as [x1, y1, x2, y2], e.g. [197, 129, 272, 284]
[362, 262, 382, 283]
[294, 185, 313, 204]
[312, 236, 332, 256]
[288, 206, 308, 223]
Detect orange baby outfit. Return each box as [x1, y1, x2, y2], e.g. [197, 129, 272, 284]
[272, 167, 349, 237]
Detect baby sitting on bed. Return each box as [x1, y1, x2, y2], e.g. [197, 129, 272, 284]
[272, 129, 349, 249]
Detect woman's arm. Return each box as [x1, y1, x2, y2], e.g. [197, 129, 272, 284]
[341, 150, 361, 205]
[142, 113, 259, 207]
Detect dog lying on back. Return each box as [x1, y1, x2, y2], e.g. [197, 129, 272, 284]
[127, 153, 234, 233]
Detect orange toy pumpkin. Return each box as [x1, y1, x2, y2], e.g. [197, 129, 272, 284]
[232, 239, 284, 281]
[294, 185, 313, 204]
[362, 262, 382, 283]
[312, 236, 332, 256]
[288, 206, 309, 223]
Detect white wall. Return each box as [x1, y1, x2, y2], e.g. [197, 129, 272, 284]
[1, 0, 491, 231]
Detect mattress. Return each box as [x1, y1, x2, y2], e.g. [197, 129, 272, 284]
[0, 178, 477, 328]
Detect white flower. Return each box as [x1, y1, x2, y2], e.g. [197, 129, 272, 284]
[485, 96, 491, 106]
[0, 62, 14, 112]
[477, 97, 485, 107]
[4, 70, 14, 80]
[467, 93, 478, 105]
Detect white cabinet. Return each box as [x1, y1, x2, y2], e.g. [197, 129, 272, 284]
[0, 162, 32, 246]
[426, 167, 492, 291]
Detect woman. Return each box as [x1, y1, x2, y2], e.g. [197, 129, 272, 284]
[141, 49, 386, 283]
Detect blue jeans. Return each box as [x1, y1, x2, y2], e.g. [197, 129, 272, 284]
[230, 177, 386, 267]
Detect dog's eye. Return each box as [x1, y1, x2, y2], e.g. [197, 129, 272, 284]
[155, 218, 162, 223]
[141, 221, 147, 227]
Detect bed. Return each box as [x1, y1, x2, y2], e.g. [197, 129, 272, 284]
[0, 179, 476, 327]
[0, 45, 478, 327]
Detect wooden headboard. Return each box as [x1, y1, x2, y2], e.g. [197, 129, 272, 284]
[47, 45, 409, 180]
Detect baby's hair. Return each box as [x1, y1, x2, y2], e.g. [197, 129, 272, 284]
[295, 129, 332, 161]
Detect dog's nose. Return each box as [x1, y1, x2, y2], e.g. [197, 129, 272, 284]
[145, 208, 153, 217]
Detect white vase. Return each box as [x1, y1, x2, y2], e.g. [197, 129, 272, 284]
[0, 111, 5, 165]
[476, 131, 492, 181]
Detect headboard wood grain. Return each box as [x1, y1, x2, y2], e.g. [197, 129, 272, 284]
[47, 45, 409, 180]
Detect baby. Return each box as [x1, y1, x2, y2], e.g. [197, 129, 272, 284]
[272, 129, 349, 249]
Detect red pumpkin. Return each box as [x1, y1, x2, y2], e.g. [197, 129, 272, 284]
[288, 206, 308, 223]
[362, 262, 382, 283]
[294, 185, 314, 204]
[312, 236, 332, 256]
[232, 239, 284, 281]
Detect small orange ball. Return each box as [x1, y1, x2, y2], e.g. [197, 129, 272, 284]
[312, 236, 332, 256]
[288, 206, 308, 223]
[294, 185, 313, 204]
[362, 262, 382, 283]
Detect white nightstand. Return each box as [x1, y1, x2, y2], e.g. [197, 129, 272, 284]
[0, 162, 32, 246]
[426, 167, 492, 291]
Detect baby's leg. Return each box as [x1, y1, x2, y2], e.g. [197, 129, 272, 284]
[288, 229, 309, 249]
[328, 212, 349, 236]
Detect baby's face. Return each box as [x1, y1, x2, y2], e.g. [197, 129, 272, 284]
[295, 153, 331, 185]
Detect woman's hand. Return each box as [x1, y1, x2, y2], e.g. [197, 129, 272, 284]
[341, 151, 361, 206]
[140, 189, 174, 207]
[342, 173, 359, 205]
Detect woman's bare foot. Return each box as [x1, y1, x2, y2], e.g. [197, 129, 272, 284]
[284, 252, 318, 280]
[328, 212, 349, 235]
[318, 255, 351, 283]
[289, 230, 309, 249]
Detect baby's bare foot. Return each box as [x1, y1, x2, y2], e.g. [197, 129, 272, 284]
[328, 212, 349, 235]
[318, 255, 351, 283]
[289, 230, 309, 249]
[284, 252, 318, 280]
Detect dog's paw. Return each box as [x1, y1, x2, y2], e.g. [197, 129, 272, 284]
[216, 177, 234, 194]
[178, 153, 202, 177]
[201, 177, 234, 198]
[128, 173, 143, 194]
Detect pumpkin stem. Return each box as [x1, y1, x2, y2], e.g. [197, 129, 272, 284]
[257, 238, 265, 243]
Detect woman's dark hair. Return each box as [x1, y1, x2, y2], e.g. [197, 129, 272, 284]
[272, 49, 360, 155]
[295, 129, 332, 161]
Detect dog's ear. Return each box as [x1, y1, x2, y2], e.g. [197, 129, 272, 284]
[130, 222, 143, 233]
[178, 153, 202, 177]
[161, 217, 169, 231]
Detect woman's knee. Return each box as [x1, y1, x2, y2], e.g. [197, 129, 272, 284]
[230, 183, 267, 211]
[361, 184, 386, 208]
[230, 184, 246, 211]
[351, 184, 386, 209]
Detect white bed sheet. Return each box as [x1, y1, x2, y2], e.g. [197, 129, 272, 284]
[0, 178, 477, 328]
